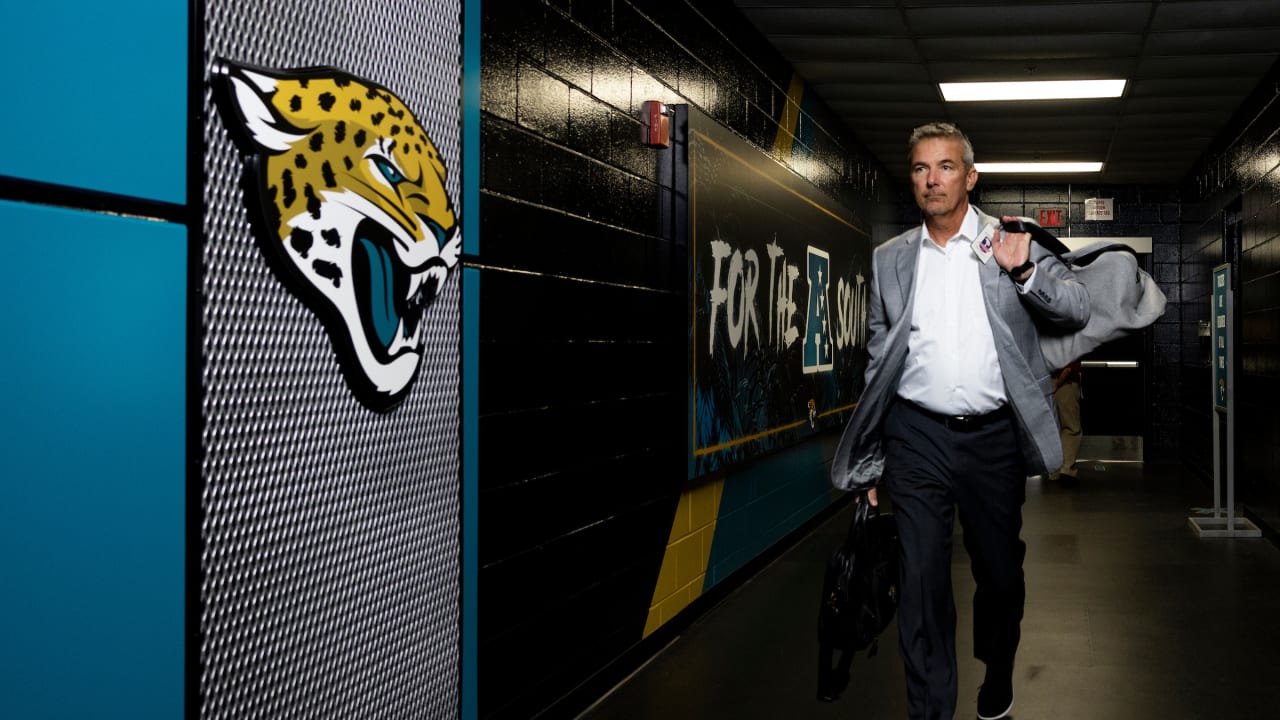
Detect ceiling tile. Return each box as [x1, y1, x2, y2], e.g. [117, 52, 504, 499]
[929, 58, 1139, 83]
[1145, 28, 1280, 56]
[738, 7, 907, 36]
[1151, 1, 1280, 31]
[1138, 54, 1279, 78]
[793, 61, 932, 84]
[917, 33, 1143, 61]
[770, 36, 918, 62]
[906, 3, 1153, 35]
[1130, 77, 1261, 97]
[813, 82, 941, 102]
[730, 0, 1280, 185]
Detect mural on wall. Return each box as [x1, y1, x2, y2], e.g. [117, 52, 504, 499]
[212, 59, 461, 411]
[690, 114, 871, 477]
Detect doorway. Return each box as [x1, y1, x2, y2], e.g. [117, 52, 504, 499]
[1074, 244, 1154, 464]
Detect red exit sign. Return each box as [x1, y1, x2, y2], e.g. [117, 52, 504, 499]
[1038, 207, 1066, 228]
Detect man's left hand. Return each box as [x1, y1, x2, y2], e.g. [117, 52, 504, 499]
[995, 216, 1033, 278]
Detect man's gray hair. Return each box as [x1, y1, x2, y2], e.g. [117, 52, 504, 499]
[908, 122, 975, 168]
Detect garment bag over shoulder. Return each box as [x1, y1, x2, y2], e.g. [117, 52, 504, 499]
[1002, 218, 1167, 371]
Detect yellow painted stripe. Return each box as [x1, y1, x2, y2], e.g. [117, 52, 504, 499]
[773, 73, 805, 157]
[643, 474, 726, 638]
[693, 401, 860, 456]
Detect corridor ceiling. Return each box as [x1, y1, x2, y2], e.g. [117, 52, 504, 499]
[732, 0, 1280, 186]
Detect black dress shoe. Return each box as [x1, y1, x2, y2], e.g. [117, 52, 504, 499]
[977, 665, 1014, 719]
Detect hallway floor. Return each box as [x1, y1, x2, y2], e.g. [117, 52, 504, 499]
[580, 461, 1280, 719]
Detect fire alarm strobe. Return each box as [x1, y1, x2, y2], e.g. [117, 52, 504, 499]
[641, 100, 670, 148]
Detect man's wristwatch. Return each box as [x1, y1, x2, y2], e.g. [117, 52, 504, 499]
[1009, 259, 1035, 283]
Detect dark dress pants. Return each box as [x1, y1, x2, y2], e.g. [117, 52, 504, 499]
[882, 400, 1028, 720]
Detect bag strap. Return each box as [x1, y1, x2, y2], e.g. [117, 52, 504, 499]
[1002, 217, 1139, 267]
[1002, 217, 1070, 257]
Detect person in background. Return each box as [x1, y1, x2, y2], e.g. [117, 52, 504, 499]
[1050, 361, 1083, 487]
[831, 121, 1090, 720]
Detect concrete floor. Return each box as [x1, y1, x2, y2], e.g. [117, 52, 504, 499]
[579, 462, 1280, 719]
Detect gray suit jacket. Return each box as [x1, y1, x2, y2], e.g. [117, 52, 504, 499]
[831, 207, 1091, 491]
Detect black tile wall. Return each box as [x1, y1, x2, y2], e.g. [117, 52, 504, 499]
[1181, 60, 1280, 531]
[475, 1, 892, 718]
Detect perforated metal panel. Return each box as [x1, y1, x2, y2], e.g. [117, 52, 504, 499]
[202, 2, 462, 718]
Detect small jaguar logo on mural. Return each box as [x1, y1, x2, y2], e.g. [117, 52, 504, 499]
[212, 59, 460, 411]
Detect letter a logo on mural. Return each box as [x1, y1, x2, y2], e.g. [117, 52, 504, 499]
[212, 59, 460, 411]
[803, 246, 833, 373]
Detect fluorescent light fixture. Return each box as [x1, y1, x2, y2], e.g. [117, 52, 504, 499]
[940, 79, 1126, 102]
[976, 162, 1103, 173]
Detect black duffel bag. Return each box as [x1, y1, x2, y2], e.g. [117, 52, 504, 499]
[816, 498, 899, 702]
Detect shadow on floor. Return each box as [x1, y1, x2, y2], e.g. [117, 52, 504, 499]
[579, 462, 1280, 719]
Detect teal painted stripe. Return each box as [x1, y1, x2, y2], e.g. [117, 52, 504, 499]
[462, 265, 480, 720]
[703, 442, 832, 589]
[461, 2, 482, 715]
[0, 200, 186, 718]
[463, 0, 481, 258]
[462, 3, 481, 717]
[795, 92, 819, 158]
[1, 1, 187, 204]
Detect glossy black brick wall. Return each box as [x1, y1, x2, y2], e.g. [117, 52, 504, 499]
[1181, 61, 1280, 532]
[476, 1, 891, 717]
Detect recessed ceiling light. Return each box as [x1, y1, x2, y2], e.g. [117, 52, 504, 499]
[975, 162, 1104, 173]
[940, 79, 1126, 102]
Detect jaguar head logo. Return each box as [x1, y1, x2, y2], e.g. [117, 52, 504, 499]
[213, 59, 460, 411]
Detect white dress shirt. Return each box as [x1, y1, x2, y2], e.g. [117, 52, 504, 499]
[897, 206, 1008, 416]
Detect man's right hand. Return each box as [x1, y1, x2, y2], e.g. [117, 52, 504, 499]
[859, 488, 879, 507]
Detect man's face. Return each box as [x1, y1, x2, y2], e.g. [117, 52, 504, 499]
[910, 136, 978, 220]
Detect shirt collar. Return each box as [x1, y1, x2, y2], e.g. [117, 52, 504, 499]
[921, 205, 979, 250]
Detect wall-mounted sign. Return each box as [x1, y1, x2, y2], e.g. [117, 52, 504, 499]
[1084, 197, 1114, 221]
[1212, 264, 1230, 411]
[212, 59, 462, 411]
[1038, 207, 1065, 228]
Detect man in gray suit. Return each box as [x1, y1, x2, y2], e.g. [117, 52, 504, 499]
[831, 122, 1090, 719]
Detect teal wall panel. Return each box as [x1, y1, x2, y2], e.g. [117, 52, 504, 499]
[703, 441, 833, 588]
[0, 200, 186, 718]
[0, 1, 187, 203]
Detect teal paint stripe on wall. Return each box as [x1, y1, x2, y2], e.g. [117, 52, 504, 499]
[703, 441, 833, 589]
[0, 1, 187, 204]
[795, 93, 818, 158]
[463, 0, 481, 259]
[0, 200, 186, 718]
[462, 266, 479, 720]
[462, 2, 481, 715]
